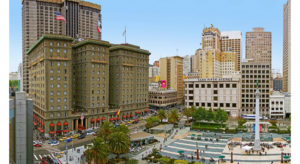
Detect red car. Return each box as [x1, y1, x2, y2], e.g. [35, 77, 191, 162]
[33, 143, 42, 147]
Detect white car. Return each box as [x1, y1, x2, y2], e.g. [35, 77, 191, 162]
[51, 141, 59, 146]
[33, 140, 42, 145]
[87, 131, 95, 135]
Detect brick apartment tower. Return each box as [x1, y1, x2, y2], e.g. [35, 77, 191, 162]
[22, 0, 101, 93]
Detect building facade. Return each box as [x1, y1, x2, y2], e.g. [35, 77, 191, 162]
[109, 44, 150, 118]
[9, 92, 33, 164]
[273, 77, 283, 91]
[22, 0, 102, 93]
[283, 0, 291, 93]
[184, 77, 241, 118]
[245, 28, 272, 66]
[183, 55, 191, 75]
[241, 62, 271, 117]
[149, 89, 177, 110]
[269, 91, 285, 119]
[221, 31, 242, 71]
[159, 56, 184, 104]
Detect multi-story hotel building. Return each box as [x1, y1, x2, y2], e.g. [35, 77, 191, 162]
[159, 56, 184, 104]
[149, 88, 177, 110]
[221, 31, 242, 71]
[202, 24, 221, 50]
[184, 76, 241, 118]
[283, 0, 291, 93]
[241, 61, 271, 117]
[27, 34, 151, 135]
[245, 28, 272, 65]
[269, 91, 285, 119]
[22, 0, 101, 93]
[72, 39, 111, 130]
[27, 35, 74, 135]
[109, 44, 150, 118]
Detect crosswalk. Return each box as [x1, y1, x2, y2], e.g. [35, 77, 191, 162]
[34, 152, 59, 161]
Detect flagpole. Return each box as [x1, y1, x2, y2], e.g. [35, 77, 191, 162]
[125, 26, 127, 44]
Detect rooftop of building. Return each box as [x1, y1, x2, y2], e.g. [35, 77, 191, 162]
[109, 43, 151, 55]
[26, 34, 74, 55]
[202, 24, 220, 34]
[22, 0, 101, 10]
[221, 31, 242, 39]
[72, 39, 111, 48]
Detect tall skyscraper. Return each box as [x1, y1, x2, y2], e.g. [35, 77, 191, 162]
[159, 56, 184, 104]
[241, 61, 271, 117]
[221, 31, 242, 71]
[245, 28, 272, 66]
[22, 0, 101, 93]
[10, 92, 33, 164]
[283, 0, 291, 93]
[191, 25, 239, 78]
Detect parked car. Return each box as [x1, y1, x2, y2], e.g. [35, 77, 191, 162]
[34, 140, 42, 145]
[78, 133, 86, 139]
[33, 143, 42, 147]
[59, 137, 67, 142]
[86, 131, 95, 135]
[71, 134, 79, 139]
[48, 140, 56, 144]
[51, 140, 59, 146]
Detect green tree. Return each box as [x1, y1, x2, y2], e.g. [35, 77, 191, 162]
[237, 118, 247, 128]
[84, 137, 109, 164]
[183, 107, 193, 124]
[157, 109, 167, 123]
[146, 116, 160, 129]
[98, 121, 113, 142]
[205, 108, 215, 122]
[215, 108, 228, 127]
[193, 107, 207, 122]
[108, 132, 130, 159]
[168, 109, 180, 125]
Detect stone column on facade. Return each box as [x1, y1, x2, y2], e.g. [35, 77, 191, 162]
[253, 88, 261, 151]
[75, 119, 78, 131]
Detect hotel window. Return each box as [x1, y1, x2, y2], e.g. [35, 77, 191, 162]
[214, 84, 218, 88]
[219, 84, 223, 88]
[50, 76, 53, 80]
[57, 91, 60, 95]
[57, 76, 61, 81]
[232, 84, 237, 88]
[57, 62, 60, 67]
[50, 84, 53, 88]
[57, 98, 61, 102]
[50, 48, 53, 52]
[207, 103, 211, 107]
[50, 98, 54, 103]
[226, 84, 230, 88]
[220, 103, 224, 107]
[64, 105, 67, 110]
[64, 43, 66, 47]
[57, 113, 60, 117]
[50, 113, 54, 118]
[57, 49, 60, 53]
[50, 106, 54, 110]
[57, 106, 61, 110]
[50, 69, 53, 73]
[57, 84, 60, 88]
[226, 103, 230, 107]
[50, 42, 53, 46]
[232, 103, 237, 107]
[207, 84, 211, 88]
[214, 103, 218, 107]
[64, 91, 67, 95]
[64, 49, 67, 53]
[64, 84, 67, 88]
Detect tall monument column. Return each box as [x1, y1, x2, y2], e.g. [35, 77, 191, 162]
[253, 87, 261, 151]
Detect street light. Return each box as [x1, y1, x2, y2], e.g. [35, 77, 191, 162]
[196, 142, 199, 160]
[230, 145, 233, 163]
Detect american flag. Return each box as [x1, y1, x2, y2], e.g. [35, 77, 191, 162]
[97, 19, 102, 33]
[56, 11, 66, 21]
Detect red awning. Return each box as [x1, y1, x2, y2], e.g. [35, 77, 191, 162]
[145, 109, 149, 112]
[40, 129, 44, 133]
[122, 115, 126, 118]
[41, 122, 45, 126]
[91, 118, 95, 123]
[50, 123, 55, 127]
[102, 117, 106, 121]
[109, 118, 113, 121]
[64, 122, 68, 126]
[49, 131, 56, 134]
[33, 122, 37, 126]
[57, 122, 61, 126]
[96, 118, 100, 122]
[63, 130, 70, 133]
[130, 114, 133, 117]
[56, 130, 62, 133]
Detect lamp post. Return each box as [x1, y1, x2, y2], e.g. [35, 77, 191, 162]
[196, 142, 199, 160]
[230, 145, 233, 163]
[281, 146, 284, 163]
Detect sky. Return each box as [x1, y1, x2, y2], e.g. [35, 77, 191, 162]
[9, 0, 286, 73]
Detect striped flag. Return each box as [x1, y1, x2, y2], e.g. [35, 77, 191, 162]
[116, 109, 120, 116]
[56, 12, 66, 21]
[97, 19, 102, 33]
[122, 27, 126, 36]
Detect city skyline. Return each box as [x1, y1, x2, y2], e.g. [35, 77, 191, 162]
[10, 0, 286, 73]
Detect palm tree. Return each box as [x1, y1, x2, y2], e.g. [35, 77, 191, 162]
[146, 116, 160, 129]
[157, 109, 167, 123]
[98, 121, 113, 142]
[168, 109, 180, 125]
[113, 124, 129, 135]
[108, 132, 130, 159]
[84, 137, 109, 164]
